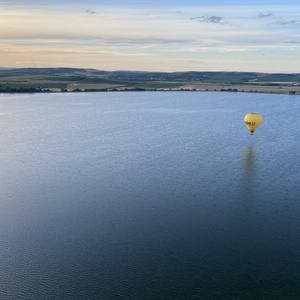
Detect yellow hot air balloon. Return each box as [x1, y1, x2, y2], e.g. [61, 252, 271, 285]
[244, 113, 263, 135]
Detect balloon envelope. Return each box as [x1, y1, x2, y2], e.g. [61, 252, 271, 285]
[244, 113, 263, 134]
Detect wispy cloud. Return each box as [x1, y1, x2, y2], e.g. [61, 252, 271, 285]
[278, 19, 298, 26]
[85, 9, 97, 15]
[257, 12, 273, 18]
[191, 16, 224, 24]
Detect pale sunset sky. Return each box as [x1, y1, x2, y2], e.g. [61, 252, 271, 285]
[0, 0, 300, 72]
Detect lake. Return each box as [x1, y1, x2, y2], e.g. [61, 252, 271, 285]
[1, 92, 300, 300]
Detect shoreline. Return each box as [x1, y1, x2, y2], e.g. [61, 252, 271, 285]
[0, 88, 299, 96]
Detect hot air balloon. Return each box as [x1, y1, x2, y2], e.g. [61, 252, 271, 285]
[244, 113, 263, 135]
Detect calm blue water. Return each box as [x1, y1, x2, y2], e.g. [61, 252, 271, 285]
[1, 92, 300, 300]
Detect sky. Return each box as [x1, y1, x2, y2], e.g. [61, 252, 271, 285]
[0, 0, 300, 72]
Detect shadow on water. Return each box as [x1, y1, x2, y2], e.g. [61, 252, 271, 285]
[241, 145, 258, 197]
[234, 145, 259, 227]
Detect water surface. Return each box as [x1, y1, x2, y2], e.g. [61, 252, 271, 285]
[0, 92, 300, 299]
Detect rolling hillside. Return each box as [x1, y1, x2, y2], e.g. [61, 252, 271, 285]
[0, 68, 300, 94]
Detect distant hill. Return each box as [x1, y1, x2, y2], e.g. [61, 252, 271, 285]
[0, 68, 300, 94]
[1, 68, 300, 83]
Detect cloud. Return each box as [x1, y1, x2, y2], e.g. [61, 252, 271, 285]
[278, 20, 298, 26]
[105, 36, 193, 45]
[85, 9, 97, 15]
[257, 12, 273, 18]
[1, 3, 300, 72]
[190, 16, 224, 24]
